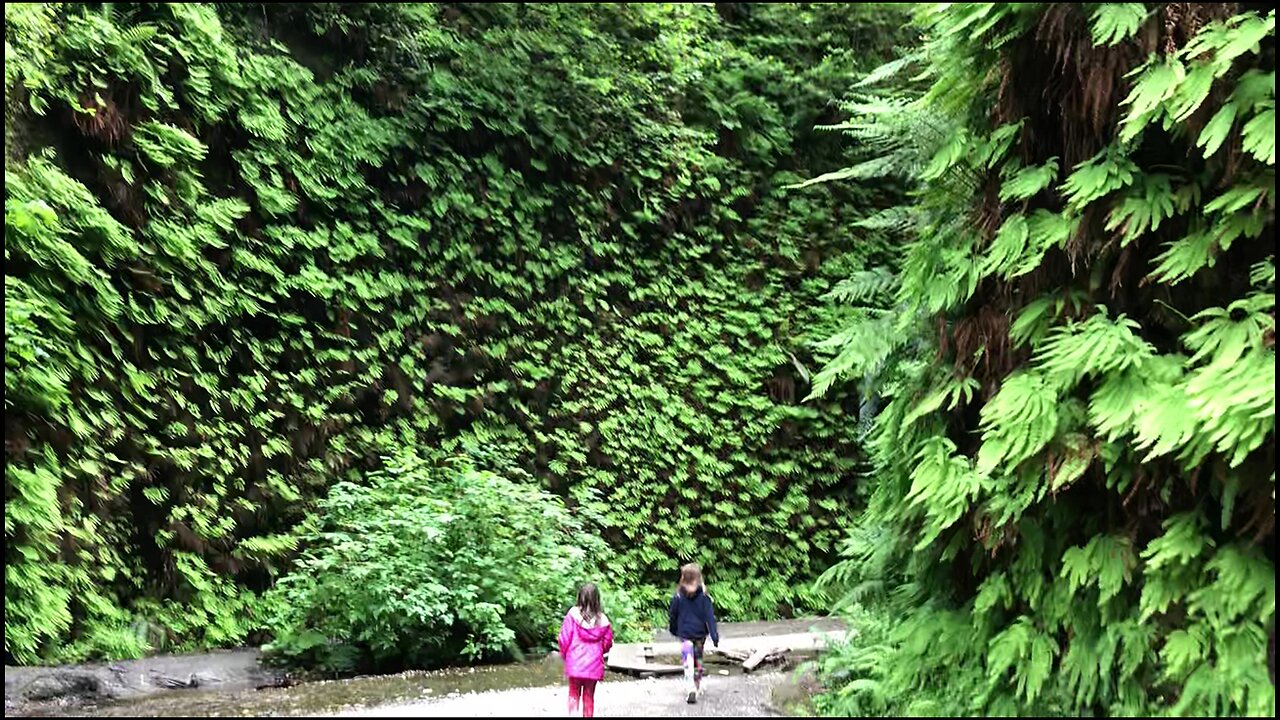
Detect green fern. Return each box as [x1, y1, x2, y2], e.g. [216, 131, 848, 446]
[812, 4, 1274, 717]
[5, 2, 914, 663]
[1089, 4, 1151, 46]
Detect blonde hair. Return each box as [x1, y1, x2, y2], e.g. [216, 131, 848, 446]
[678, 563, 706, 597]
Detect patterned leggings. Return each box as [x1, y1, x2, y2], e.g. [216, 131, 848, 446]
[681, 638, 706, 687]
[568, 677, 597, 717]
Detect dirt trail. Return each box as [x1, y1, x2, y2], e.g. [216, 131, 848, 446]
[336, 671, 791, 717]
[335, 618, 839, 717]
[5, 618, 836, 717]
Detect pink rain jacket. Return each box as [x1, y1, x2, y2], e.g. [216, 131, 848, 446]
[558, 606, 614, 680]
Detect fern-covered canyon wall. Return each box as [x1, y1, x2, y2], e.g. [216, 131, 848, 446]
[4, 3, 904, 664]
[11, 3, 1272, 714]
[811, 3, 1275, 716]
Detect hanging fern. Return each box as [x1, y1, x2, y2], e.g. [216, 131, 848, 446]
[812, 3, 1274, 716]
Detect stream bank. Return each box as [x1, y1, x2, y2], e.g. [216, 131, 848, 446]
[5, 649, 283, 715]
[9, 659, 565, 717]
[5, 618, 843, 717]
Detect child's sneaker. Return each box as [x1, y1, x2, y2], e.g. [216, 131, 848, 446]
[686, 688, 697, 704]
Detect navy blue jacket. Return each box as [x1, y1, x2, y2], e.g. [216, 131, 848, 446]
[668, 586, 719, 645]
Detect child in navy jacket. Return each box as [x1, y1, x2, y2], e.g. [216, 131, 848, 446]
[668, 563, 719, 703]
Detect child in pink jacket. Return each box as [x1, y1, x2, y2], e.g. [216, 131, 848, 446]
[558, 583, 614, 717]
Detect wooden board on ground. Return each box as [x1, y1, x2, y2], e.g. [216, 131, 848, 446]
[606, 656, 684, 677]
[712, 648, 750, 663]
[742, 647, 789, 672]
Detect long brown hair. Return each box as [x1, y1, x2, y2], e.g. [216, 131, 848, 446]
[678, 563, 706, 597]
[577, 583, 602, 625]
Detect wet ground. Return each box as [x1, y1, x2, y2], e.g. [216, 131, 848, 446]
[11, 661, 566, 717]
[338, 671, 792, 717]
[15, 660, 797, 717]
[7, 619, 838, 717]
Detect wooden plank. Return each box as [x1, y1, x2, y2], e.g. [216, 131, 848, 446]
[742, 647, 789, 672]
[606, 657, 685, 676]
[712, 648, 750, 663]
[742, 648, 769, 672]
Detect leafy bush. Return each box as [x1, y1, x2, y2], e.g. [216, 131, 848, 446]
[811, 3, 1275, 716]
[263, 447, 636, 673]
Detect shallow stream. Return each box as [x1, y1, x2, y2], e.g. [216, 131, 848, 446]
[15, 654, 758, 717]
[16, 659, 569, 717]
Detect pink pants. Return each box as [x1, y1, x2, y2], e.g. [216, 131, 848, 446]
[568, 677, 597, 717]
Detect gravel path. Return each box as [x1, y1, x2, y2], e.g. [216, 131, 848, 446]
[337, 672, 788, 717]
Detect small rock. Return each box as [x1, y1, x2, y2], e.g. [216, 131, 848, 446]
[22, 672, 107, 703]
[718, 670, 730, 676]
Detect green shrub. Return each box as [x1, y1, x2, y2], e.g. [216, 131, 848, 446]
[263, 447, 638, 673]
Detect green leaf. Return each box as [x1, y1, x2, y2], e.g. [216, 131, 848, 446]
[1000, 158, 1059, 202]
[1090, 4, 1150, 46]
